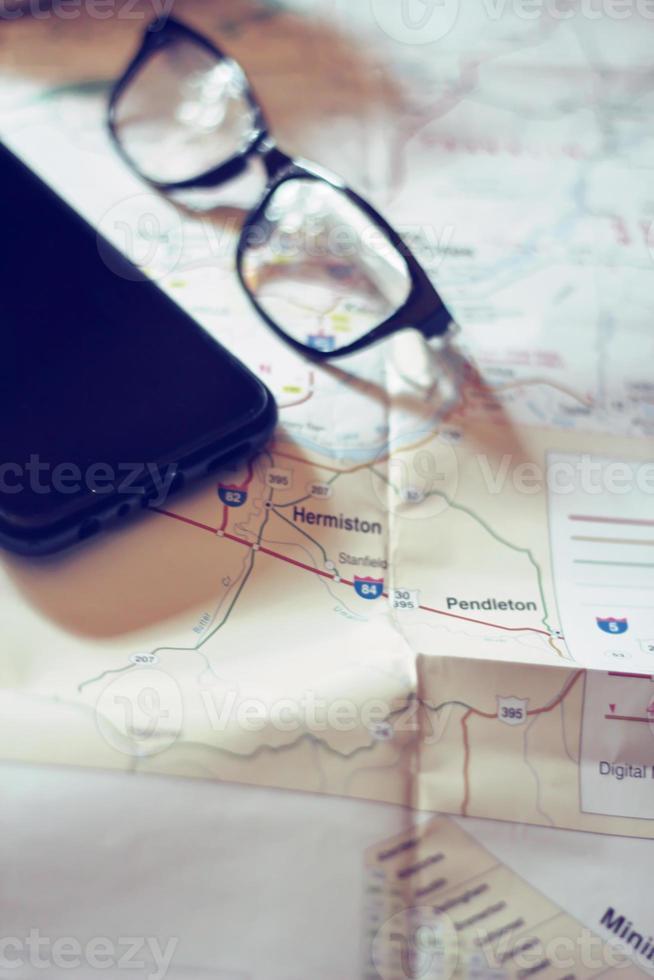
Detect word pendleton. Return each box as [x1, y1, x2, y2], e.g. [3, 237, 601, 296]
[292, 506, 382, 535]
[446, 596, 538, 612]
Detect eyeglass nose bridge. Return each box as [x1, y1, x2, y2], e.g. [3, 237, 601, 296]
[257, 140, 294, 180]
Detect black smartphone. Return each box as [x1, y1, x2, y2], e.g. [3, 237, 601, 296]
[0, 142, 276, 556]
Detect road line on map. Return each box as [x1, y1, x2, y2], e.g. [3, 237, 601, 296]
[524, 670, 583, 716]
[459, 670, 584, 816]
[416, 603, 550, 636]
[151, 507, 552, 637]
[570, 514, 654, 528]
[605, 715, 652, 723]
[461, 709, 474, 816]
[77, 663, 135, 693]
[490, 377, 594, 407]
[269, 505, 334, 568]
[370, 465, 555, 637]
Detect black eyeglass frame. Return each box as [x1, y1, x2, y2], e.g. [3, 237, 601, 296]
[108, 16, 454, 360]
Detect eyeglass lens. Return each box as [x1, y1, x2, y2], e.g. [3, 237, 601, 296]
[241, 179, 412, 353]
[113, 35, 257, 184]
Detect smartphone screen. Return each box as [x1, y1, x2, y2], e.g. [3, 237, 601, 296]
[0, 143, 274, 552]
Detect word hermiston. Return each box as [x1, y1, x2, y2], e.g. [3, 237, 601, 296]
[293, 506, 382, 535]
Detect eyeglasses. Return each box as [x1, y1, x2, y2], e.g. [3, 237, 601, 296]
[108, 16, 455, 360]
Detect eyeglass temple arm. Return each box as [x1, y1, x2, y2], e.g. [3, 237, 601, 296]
[415, 297, 454, 340]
